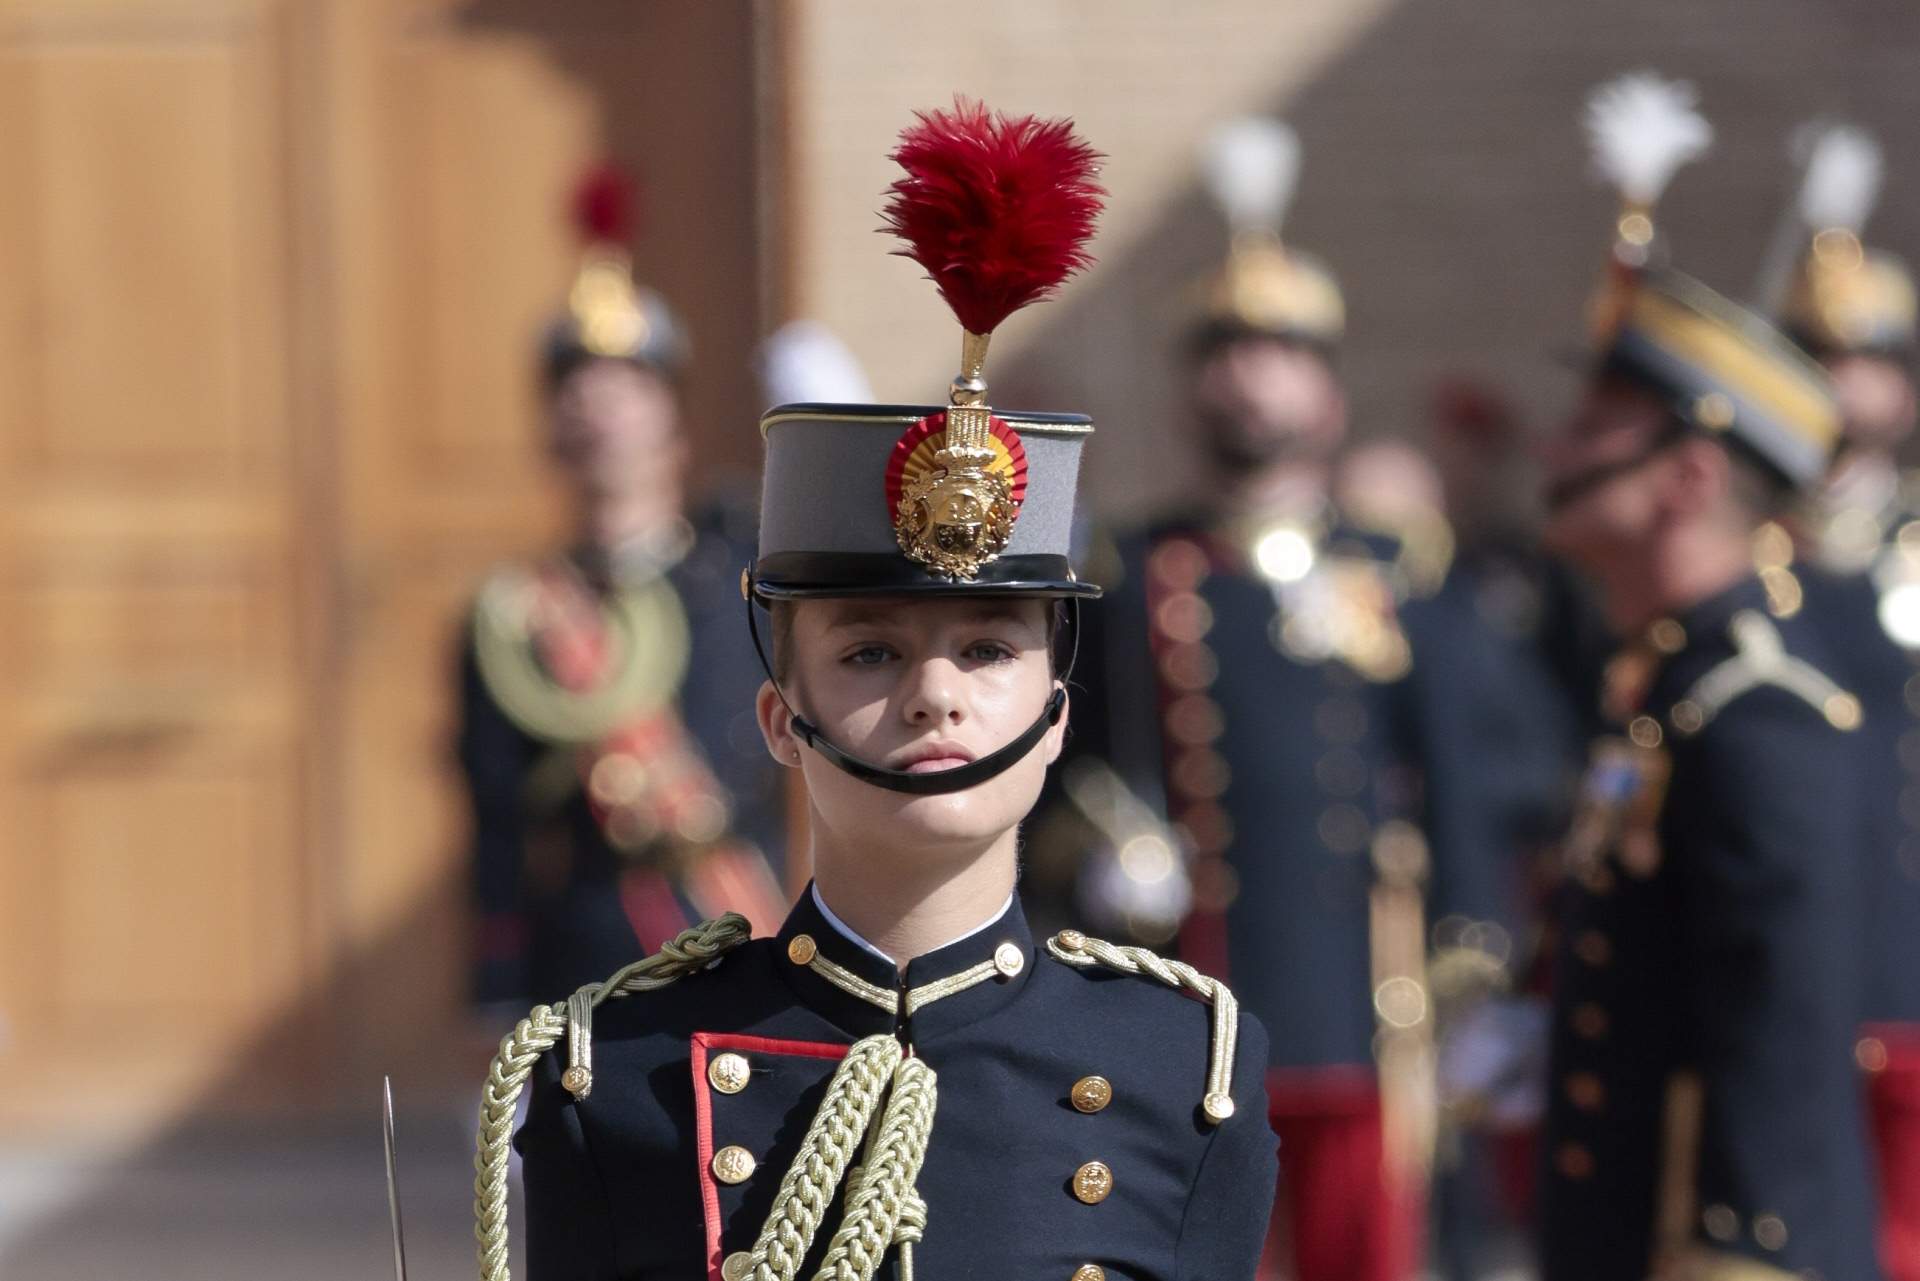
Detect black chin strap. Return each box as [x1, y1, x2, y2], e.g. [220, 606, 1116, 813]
[1543, 423, 1691, 513]
[744, 577, 1080, 797]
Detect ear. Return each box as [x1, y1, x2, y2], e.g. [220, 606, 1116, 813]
[1041, 683, 1071, 766]
[756, 680, 802, 767]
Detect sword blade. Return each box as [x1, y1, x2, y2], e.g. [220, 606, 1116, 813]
[383, 1076, 409, 1281]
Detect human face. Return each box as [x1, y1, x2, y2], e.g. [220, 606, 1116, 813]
[1540, 378, 1678, 568]
[1825, 352, 1916, 458]
[757, 597, 1065, 858]
[548, 358, 685, 497]
[1193, 336, 1347, 470]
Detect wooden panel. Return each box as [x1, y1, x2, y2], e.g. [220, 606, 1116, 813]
[0, 1, 312, 1132]
[0, 23, 286, 482]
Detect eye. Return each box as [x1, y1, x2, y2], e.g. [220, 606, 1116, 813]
[963, 640, 1016, 664]
[843, 644, 895, 666]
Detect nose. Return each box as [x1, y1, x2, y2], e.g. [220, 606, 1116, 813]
[900, 656, 965, 728]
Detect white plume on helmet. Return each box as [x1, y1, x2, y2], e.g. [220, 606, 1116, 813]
[1584, 72, 1713, 206]
[1202, 116, 1302, 237]
[1793, 122, 1882, 234]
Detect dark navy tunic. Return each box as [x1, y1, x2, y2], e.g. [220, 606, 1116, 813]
[515, 889, 1278, 1281]
[1539, 577, 1881, 1281]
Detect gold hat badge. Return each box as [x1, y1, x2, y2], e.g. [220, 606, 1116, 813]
[878, 98, 1105, 579]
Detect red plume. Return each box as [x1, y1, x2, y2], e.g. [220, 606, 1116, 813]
[881, 98, 1105, 335]
[572, 162, 637, 246]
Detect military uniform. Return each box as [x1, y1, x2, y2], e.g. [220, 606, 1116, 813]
[459, 501, 784, 1008]
[1771, 132, 1920, 1281]
[1541, 117, 1883, 1275]
[459, 167, 784, 1012]
[1057, 115, 1521, 1281]
[516, 891, 1274, 1280]
[1542, 581, 1878, 1281]
[475, 102, 1279, 1281]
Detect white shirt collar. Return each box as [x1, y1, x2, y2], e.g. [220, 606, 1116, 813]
[810, 883, 1015, 969]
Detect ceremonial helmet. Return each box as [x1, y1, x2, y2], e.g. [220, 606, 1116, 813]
[1190, 116, 1343, 351]
[542, 164, 688, 385]
[1575, 74, 1838, 492]
[1774, 124, 1916, 358]
[744, 99, 1106, 796]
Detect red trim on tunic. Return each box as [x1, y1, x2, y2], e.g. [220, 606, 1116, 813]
[1865, 1022, 1920, 1281]
[691, 1033, 851, 1281]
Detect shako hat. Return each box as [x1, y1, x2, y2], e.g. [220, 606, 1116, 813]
[1575, 75, 1837, 491]
[1190, 116, 1343, 351]
[744, 98, 1106, 795]
[542, 164, 688, 384]
[748, 99, 1105, 602]
[1773, 124, 1915, 357]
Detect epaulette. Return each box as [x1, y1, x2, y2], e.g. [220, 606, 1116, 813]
[1045, 929, 1242, 1125]
[1668, 610, 1861, 737]
[475, 915, 750, 1281]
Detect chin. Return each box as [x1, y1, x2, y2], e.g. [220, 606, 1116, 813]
[808, 761, 1046, 852]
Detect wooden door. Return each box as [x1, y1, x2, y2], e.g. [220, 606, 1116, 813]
[0, 0, 318, 1134]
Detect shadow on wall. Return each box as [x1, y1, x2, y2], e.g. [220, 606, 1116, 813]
[7, 1, 1920, 1275]
[991, 0, 1920, 519]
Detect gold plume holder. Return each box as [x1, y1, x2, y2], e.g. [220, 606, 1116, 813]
[893, 329, 1019, 579]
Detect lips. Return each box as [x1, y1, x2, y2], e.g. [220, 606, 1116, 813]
[892, 741, 979, 774]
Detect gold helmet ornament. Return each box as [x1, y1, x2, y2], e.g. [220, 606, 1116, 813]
[542, 163, 687, 383]
[1772, 124, 1916, 356]
[1193, 116, 1344, 349]
[1582, 72, 1713, 341]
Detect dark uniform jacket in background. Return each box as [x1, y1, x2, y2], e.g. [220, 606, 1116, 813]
[1070, 513, 1516, 1087]
[516, 888, 1278, 1281]
[1540, 576, 1880, 1281]
[459, 501, 782, 1010]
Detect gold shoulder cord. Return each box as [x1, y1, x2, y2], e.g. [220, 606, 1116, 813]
[474, 913, 751, 1281]
[1045, 929, 1242, 1125]
[471, 568, 693, 745]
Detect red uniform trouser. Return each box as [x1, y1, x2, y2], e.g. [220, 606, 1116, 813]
[1869, 1026, 1920, 1281]
[1263, 1071, 1421, 1281]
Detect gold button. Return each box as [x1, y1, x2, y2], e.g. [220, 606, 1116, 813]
[1203, 1091, 1236, 1123]
[1071, 1076, 1113, 1113]
[1072, 1266, 1106, 1281]
[1858, 1036, 1891, 1072]
[1671, 700, 1705, 735]
[1072, 1160, 1113, 1204]
[787, 934, 817, 965]
[1572, 1003, 1609, 1040]
[1694, 392, 1736, 430]
[994, 941, 1025, 977]
[708, 1052, 752, 1095]
[1627, 716, 1663, 749]
[1574, 930, 1612, 967]
[723, 1251, 754, 1281]
[1553, 1142, 1594, 1180]
[1056, 929, 1087, 952]
[1754, 1213, 1788, 1251]
[712, 1145, 756, 1185]
[1703, 1203, 1739, 1242]
[1648, 619, 1687, 653]
[560, 1065, 592, 1096]
[1565, 1072, 1605, 1111]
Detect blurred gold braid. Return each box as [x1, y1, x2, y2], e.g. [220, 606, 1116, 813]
[473, 913, 751, 1281]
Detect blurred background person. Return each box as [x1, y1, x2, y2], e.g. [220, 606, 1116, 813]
[1536, 74, 1880, 1281]
[1764, 121, 1920, 1281]
[458, 166, 787, 1024]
